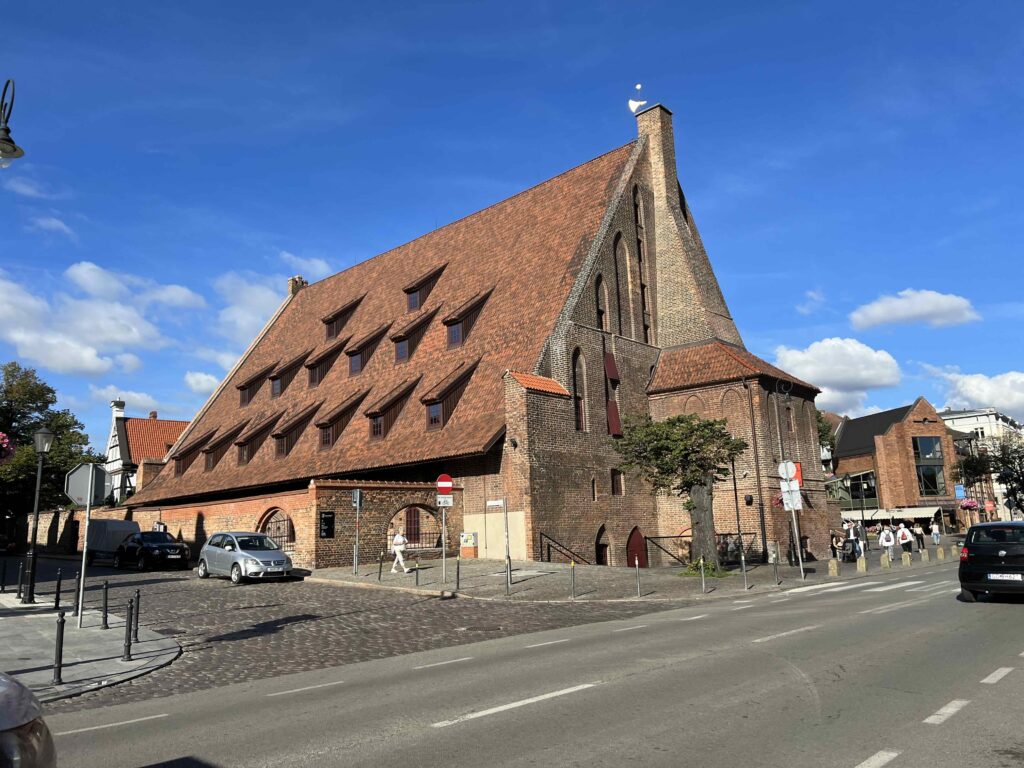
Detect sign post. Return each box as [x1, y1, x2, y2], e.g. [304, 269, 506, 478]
[65, 463, 111, 629]
[778, 461, 805, 581]
[352, 489, 362, 575]
[436, 475, 453, 584]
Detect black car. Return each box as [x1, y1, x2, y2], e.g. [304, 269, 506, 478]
[958, 521, 1024, 601]
[113, 531, 191, 571]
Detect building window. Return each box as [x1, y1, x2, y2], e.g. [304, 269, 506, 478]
[349, 353, 363, 375]
[446, 321, 463, 348]
[427, 403, 443, 430]
[442, 289, 490, 349]
[786, 406, 795, 433]
[323, 297, 361, 341]
[347, 332, 384, 376]
[913, 436, 944, 461]
[572, 348, 587, 431]
[403, 264, 445, 313]
[308, 355, 336, 386]
[591, 477, 597, 501]
[395, 338, 410, 362]
[316, 394, 365, 450]
[913, 436, 946, 496]
[370, 415, 384, 439]
[273, 409, 316, 459]
[595, 274, 608, 331]
[271, 378, 282, 398]
[325, 315, 345, 340]
[407, 289, 421, 312]
[611, 469, 624, 496]
[239, 382, 259, 407]
[204, 440, 232, 471]
[604, 350, 622, 438]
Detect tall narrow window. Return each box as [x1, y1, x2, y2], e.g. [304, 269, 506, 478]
[633, 186, 651, 343]
[595, 274, 608, 331]
[572, 348, 587, 431]
[913, 436, 946, 497]
[611, 469, 624, 496]
[604, 349, 622, 438]
[613, 235, 634, 337]
[590, 477, 597, 501]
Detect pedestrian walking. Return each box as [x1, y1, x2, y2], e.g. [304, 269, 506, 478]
[896, 523, 913, 555]
[930, 520, 941, 546]
[912, 522, 926, 551]
[879, 526, 896, 561]
[390, 529, 410, 573]
[830, 531, 842, 559]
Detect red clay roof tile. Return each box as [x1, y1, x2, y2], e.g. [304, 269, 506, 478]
[123, 417, 190, 463]
[507, 371, 571, 397]
[649, 341, 819, 394]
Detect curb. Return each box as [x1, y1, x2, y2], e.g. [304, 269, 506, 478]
[37, 640, 182, 704]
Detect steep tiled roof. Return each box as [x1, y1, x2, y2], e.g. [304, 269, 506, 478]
[833, 404, 914, 459]
[648, 341, 818, 395]
[122, 417, 190, 464]
[131, 142, 636, 504]
[507, 371, 571, 397]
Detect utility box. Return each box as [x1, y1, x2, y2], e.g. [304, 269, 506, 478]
[459, 531, 478, 559]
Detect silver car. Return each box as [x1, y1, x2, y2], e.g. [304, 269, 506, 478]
[197, 532, 292, 585]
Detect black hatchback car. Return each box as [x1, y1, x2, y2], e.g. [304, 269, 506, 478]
[959, 521, 1024, 601]
[113, 531, 191, 570]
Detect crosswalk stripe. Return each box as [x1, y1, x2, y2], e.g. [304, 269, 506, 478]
[865, 581, 924, 592]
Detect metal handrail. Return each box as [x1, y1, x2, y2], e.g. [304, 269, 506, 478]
[538, 532, 591, 565]
[645, 536, 689, 566]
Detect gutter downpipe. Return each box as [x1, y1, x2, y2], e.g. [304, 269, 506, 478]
[743, 376, 769, 561]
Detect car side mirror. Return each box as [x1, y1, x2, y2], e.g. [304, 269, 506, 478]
[224, 545, 234, 552]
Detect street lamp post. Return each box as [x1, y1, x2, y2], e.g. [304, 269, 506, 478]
[22, 427, 55, 604]
[0, 79, 26, 169]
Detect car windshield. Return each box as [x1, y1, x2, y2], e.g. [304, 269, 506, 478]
[235, 535, 280, 551]
[969, 527, 1024, 544]
[140, 532, 177, 544]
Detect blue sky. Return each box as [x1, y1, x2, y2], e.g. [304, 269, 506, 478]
[2, 1, 1022, 449]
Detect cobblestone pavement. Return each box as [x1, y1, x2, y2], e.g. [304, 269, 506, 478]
[40, 563, 666, 714]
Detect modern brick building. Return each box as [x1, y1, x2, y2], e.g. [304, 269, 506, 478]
[121, 104, 832, 569]
[827, 397, 961, 530]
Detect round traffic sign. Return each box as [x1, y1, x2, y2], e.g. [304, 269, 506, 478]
[778, 461, 797, 480]
[436, 474, 453, 494]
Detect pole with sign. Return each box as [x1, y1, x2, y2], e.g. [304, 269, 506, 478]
[436, 475, 453, 584]
[352, 489, 362, 575]
[779, 461, 805, 581]
[65, 463, 111, 628]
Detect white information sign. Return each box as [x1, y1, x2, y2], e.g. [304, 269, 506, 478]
[436, 494, 454, 507]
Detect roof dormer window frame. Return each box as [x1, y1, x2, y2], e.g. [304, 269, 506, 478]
[391, 306, 439, 364]
[316, 389, 370, 450]
[442, 287, 492, 350]
[271, 402, 322, 459]
[269, 349, 313, 399]
[346, 323, 391, 377]
[403, 263, 447, 314]
[236, 362, 278, 407]
[420, 358, 478, 431]
[321, 295, 364, 341]
[364, 377, 420, 441]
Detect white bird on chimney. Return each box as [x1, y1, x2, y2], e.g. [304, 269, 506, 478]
[628, 83, 647, 114]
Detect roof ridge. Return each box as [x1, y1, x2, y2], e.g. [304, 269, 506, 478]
[715, 341, 762, 376]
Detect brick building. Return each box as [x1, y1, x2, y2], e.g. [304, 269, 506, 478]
[103, 400, 190, 503]
[827, 397, 961, 530]
[118, 104, 832, 569]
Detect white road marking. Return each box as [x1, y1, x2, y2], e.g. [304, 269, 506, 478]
[859, 591, 953, 615]
[770, 598, 789, 603]
[855, 750, 900, 768]
[54, 714, 168, 737]
[906, 580, 955, 592]
[785, 582, 840, 594]
[923, 699, 970, 725]
[671, 614, 708, 622]
[817, 581, 882, 593]
[1019, 651, 1024, 658]
[733, 600, 753, 604]
[981, 667, 1014, 684]
[751, 625, 819, 644]
[413, 657, 473, 670]
[432, 683, 598, 728]
[612, 625, 647, 633]
[731, 605, 753, 611]
[865, 581, 924, 592]
[525, 639, 570, 649]
[266, 679, 346, 697]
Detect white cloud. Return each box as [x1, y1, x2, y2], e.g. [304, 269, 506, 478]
[139, 284, 205, 308]
[795, 289, 825, 316]
[65, 261, 124, 297]
[27, 216, 78, 243]
[279, 250, 332, 280]
[184, 371, 220, 395]
[850, 288, 980, 330]
[214, 272, 282, 347]
[775, 337, 901, 417]
[89, 384, 160, 412]
[57, 297, 163, 349]
[2, 176, 65, 199]
[65, 261, 205, 308]
[116, 353, 142, 373]
[932, 367, 1024, 422]
[196, 347, 240, 371]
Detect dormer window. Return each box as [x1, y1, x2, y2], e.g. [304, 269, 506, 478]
[172, 429, 217, 476]
[316, 389, 368, 449]
[199, 421, 249, 472]
[442, 288, 492, 350]
[391, 307, 437, 364]
[234, 413, 282, 466]
[403, 263, 446, 313]
[395, 339, 410, 361]
[305, 337, 348, 388]
[321, 295, 363, 341]
[364, 377, 420, 441]
[236, 362, 277, 407]
[420, 358, 478, 431]
[269, 349, 312, 400]
[346, 323, 390, 377]
[272, 402, 321, 459]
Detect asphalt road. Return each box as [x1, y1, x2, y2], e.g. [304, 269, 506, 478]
[46, 562, 1024, 768]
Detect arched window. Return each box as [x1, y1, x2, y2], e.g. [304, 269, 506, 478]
[633, 186, 651, 343]
[572, 348, 587, 432]
[595, 274, 608, 331]
[614, 234, 636, 339]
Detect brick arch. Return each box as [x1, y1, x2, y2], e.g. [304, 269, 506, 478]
[683, 394, 707, 416]
[720, 387, 743, 424]
[387, 504, 446, 551]
[595, 524, 610, 565]
[257, 507, 295, 552]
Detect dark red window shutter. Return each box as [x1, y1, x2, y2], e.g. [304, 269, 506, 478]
[607, 400, 622, 437]
[604, 352, 620, 382]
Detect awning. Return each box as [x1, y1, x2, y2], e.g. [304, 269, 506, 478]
[842, 507, 941, 521]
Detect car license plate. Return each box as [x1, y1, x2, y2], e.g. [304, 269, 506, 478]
[268, 567, 283, 572]
[167, 554, 181, 558]
[987, 573, 1022, 581]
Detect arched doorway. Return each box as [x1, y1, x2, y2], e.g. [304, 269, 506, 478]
[595, 525, 609, 566]
[259, 509, 295, 554]
[626, 526, 648, 568]
[388, 505, 444, 551]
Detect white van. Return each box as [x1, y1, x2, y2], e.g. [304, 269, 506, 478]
[86, 520, 141, 565]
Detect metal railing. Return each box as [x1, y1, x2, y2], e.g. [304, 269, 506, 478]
[644, 532, 692, 566]
[538, 532, 591, 564]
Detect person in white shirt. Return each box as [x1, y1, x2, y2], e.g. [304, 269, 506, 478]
[879, 526, 896, 561]
[930, 521, 941, 546]
[391, 529, 410, 573]
[896, 523, 913, 555]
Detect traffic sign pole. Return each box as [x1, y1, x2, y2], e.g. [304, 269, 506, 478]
[436, 475, 454, 585]
[76, 468, 95, 628]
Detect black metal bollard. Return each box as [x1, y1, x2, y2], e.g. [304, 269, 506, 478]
[414, 562, 420, 587]
[635, 556, 641, 598]
[571, 560, 576, 600]
[52, 610, 66, 685]
[1, 559, 6, 593]
[377, 550, 384, 582]
[72, 571, 80, 617]
[54, 568, 62, 611]
[122, 598, 134, 662]
[132, 589, 141, 643]
[101, 581, 109, 630]
[455, 558, 461, 592]
[16, 562, 24, 600]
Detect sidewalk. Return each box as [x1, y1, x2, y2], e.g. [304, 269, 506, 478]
[0, 589, 180, 703]
[310, 543, 960, 603]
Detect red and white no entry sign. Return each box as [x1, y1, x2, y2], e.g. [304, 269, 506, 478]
[436, 474, 453, 494]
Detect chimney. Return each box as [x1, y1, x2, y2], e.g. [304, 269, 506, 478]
[149, 411, 158, 419]
[288, 275, 308, 296]
[635, 104, 680, 212]
[110, 399, 125, 420]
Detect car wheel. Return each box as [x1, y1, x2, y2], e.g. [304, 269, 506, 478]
[136, 554, 147, 571]
[113, 551, 123, 569]
[197, 560, 209, 579]
[960, 588, 979, 602]
[230, 564, 243, 585]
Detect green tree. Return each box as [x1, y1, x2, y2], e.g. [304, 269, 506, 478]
[957, 453, 991, 490]
[992, 438, 1024, 513]
[816, 410, 836, 453]
[614, 414, 747, 568]
[0, 362, 101, 528]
